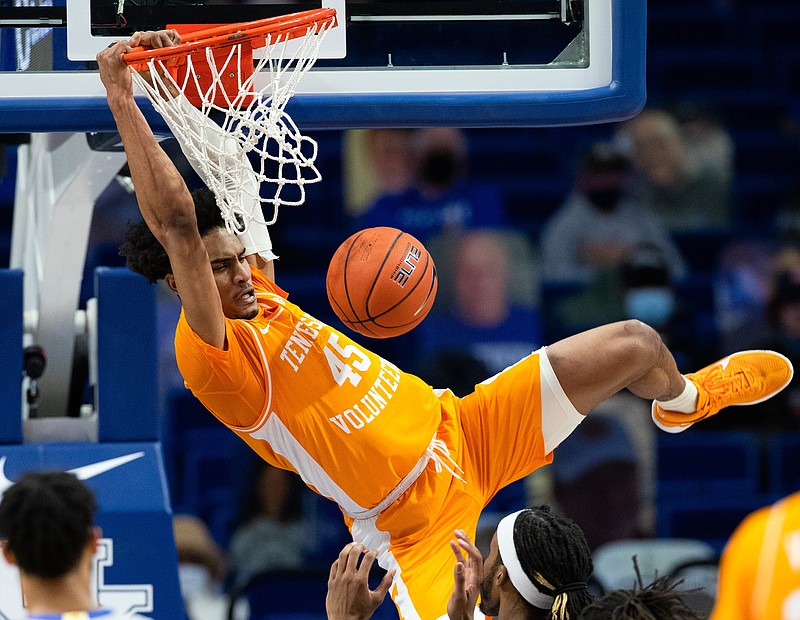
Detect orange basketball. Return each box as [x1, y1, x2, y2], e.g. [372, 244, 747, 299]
[326, 227, 438, 338]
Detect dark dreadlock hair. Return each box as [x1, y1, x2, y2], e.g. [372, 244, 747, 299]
[119, 187, 226, 283]
[578, 558, 705, 620]
[0, 471, 98, 580]
[513, 506, 595, 620]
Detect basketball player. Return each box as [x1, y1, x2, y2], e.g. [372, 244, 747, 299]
[96, 31, 794, 620]
[326, 543, 395, 620]
[710, 490, 800, 620]
[448, 507, 593, 620]
[579, 575, 704, 620]
[328, 506, 593, 620]
[0, 471, 152, 620]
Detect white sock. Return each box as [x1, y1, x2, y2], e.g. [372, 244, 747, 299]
[656, 378, 699, 414]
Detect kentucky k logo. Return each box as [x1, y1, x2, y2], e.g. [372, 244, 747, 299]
[0, 452, 154, 619]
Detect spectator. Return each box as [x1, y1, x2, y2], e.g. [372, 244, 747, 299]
[173, 514, 227, 620]
[539, 143, 686, 340]
[713, 239, 776, 354]
[417, 229, 543, 376]
[228, 460, 309, 591]
[711, 490, 800, 620]
[619, 108, 733, 233]
[343, 128, 418, 218]
[673, 101, 735, 185]
[0, 471, 152, 620]
[354, 127, 507, 243]
[621, 243, 706, 371]
[540, 141, 687, 283]
[707, 248, 800, 432]
[622, 244, 678, 330]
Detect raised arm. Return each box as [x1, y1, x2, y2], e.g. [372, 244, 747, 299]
[96, 32, 227, 348]
[447, 530, 482, 620]
[154, 85, 278, 279]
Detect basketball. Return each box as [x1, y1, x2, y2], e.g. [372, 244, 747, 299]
[326, 227, 438, 338]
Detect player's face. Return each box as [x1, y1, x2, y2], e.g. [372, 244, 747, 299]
[202, 228, 259, 320]
[478, 533, 501, 616]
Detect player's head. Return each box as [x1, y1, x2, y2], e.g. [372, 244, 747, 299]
[480, 506, 593, 619]
[578, 573, 704, 620]
[0, 471, 99, 580]
[120, 187, 258, 320]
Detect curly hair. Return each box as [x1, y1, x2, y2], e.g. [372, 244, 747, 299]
[512, 506, 595, 620]
[119, 187, 226, 282]
[578, 567, 705, 620]
[0, 471, 98, 580]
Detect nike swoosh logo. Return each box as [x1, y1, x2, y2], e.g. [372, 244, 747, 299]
[259, 325, 270, 334]
[0, 451, 146, 496]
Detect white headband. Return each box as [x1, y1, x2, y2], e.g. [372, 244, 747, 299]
[497, 510, 555, 610]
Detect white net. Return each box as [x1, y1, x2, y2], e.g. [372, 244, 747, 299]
[130, 20, 332, 234]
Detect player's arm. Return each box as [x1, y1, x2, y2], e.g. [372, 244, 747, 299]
[247, 252, 275, 281]
[97, 32, 227, 349]
[447, 530, 482, 620]
[326, 543, 394, 620]
[158, 88, 279, 280]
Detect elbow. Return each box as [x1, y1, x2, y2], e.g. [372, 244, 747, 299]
[153, 210, 201, 247]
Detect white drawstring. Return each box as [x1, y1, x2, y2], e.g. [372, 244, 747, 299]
[348, 434, 466, 521]
[426, 436, 466, 483]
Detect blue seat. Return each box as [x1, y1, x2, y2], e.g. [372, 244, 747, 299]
[647, 48, 767, 100]
[180, 427, 255, 546]
[228, 567, 399, 620]
[768, 431, 800, 496]
[656, 493, 777, 554]
[656, 430, 761, 500]
[647, 6, 739, 50]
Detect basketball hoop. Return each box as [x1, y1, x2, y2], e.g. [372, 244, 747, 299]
[122, 8, 337, 234]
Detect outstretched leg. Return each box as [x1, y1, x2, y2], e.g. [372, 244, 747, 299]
[547, 320, 794, 432]
[546, 320, 686, 415]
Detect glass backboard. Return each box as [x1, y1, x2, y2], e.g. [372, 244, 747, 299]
[0, 0, 645, 131]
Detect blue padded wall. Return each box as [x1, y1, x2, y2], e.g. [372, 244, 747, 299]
[0, 270, 23, 444]
[0, 442, 183, 619]
[95, 267, 159, 442]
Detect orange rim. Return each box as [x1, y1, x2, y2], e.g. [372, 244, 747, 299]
[122, 7, 337, 66]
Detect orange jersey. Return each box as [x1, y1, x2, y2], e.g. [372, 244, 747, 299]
[712, 491, 800, 620]
[174, 267, 442, 513]
[174, 266, 562, 619]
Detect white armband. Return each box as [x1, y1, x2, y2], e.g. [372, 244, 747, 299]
[237, 220, 278, 262]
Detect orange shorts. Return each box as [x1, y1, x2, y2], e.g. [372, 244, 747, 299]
[347, 348, 583, 619]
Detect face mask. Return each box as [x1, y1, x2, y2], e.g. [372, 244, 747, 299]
[585, 188, 623, 212]
[420, 150, 460, 186]
[624, 287, 675, 326]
